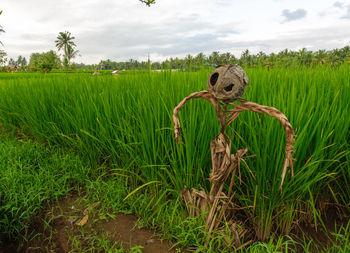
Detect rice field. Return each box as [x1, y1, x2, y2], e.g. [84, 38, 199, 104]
[0, 65, 349, 251]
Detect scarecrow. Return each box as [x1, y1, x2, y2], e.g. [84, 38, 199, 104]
[172, 65, 295, 248]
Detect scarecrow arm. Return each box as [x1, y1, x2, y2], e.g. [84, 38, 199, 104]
[173, 90, 223, 144]
[227, 99, 295, 191]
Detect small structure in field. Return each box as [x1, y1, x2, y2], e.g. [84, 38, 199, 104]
[173, 64, 295, 248]
[111, 70, 119, 76]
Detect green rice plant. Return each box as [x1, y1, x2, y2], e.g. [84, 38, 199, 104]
[0, 136, 90, 244]
[229, 65, 350, 239]
[0, 65, 349, 243]
[332, 145, 350, 210]
[246, 235, 297, 253]
[326, 221, 350, 253]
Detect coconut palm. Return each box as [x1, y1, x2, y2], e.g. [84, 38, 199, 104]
[314, 50, 327, 65]
[0, 26, 4, 46]
[208, 51, 220, 65]
[0, 10, 5, 65]
[0, 10, 4, 46]
[55, 31, 76, 62]
[194, 52, 205, 67]
[65, 45, 79, 64]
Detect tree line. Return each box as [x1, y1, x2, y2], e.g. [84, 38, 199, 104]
[77, 46, 350, 71]
[1, 26, 350, 72]
[0, 30, 79, 73]
[0, 10, 6, 67]
[3, 46, 350, 73]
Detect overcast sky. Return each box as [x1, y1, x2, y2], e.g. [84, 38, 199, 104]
[1, 0, 349, 64]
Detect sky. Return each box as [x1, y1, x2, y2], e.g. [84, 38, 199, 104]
[0, 0, 350, 64]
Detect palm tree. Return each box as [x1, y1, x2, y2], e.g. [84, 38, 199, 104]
[65, 45, 79, 64]
[184, 54, 193, 69]
[0, 10, 4, 46]
[194, 52, 205, 67]
[219, 52, 232, 65]
[55, 31, 76, 63]
[208, 51, 220, 65]
[314, 50, 327, 65]
[0, 26, 4, 46]
[240, 49, 251, 66]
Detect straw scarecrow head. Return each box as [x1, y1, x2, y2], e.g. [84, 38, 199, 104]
[207, 65, 249, 103]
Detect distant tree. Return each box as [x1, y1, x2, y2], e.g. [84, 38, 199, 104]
[220, 52, 234, 65]
[194, 52, 205, 66]
[65, 45, 79, 63]
[15, 55, 27, 68]
[62, 46, 79, 69]
[70, 62, 77, 70]
[29, 51, 61, 73]
[240, 49, 252, 66]
[55, 31, 77, 66]
[74, 46, 350, 71]
[8, 58, 15, 66]
[16, 55, 22, 66]
[29, 53, 40, 70]
[314, 50, 327, 65]
[0, 50, 7, 66]
[0, 10, 4, 46]
[208, 51, 220, 65]
[151, 61, 161, 69]
[0, 26, 4, 46]
[22, 57, 27, 66]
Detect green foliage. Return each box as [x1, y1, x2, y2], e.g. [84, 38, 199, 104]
[0, 50, 6, 66]
[0, 10, 4, 46]
[0, 137, 90, 243]
[29, 50, 61, 72]
[246, 236, 296, 253]
[55, 31, 78, 67]
[326, 222, 350, 252]
[0, 66, 349, 247]
[15, 55, 27, 67]
[76, 46, 350, 70]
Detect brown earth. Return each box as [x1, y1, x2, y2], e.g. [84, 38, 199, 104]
[1, 192, 347, 252]
[1, 194, 178, 253]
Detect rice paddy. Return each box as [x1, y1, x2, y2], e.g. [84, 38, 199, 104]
[0, 64, 349, 251]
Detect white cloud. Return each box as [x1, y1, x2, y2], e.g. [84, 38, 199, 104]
[0, 0, 349, 64]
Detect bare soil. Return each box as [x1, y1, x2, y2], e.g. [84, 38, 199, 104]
[1, 192, 347, 252]
[1, 194, 177, 253]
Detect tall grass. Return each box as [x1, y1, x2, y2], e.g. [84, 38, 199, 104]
[0, 136, 90, 242]
[0, 65, 349, 240]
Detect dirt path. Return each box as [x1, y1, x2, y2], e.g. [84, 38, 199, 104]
[2, 194, 177, 253]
